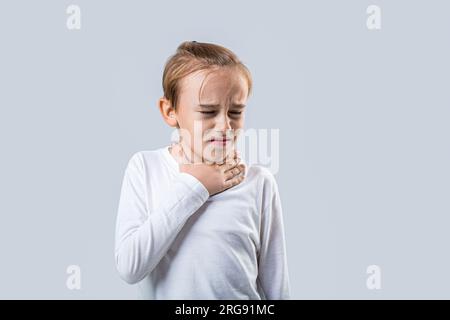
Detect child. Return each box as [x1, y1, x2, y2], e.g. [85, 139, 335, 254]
[115, 41, 290, 299]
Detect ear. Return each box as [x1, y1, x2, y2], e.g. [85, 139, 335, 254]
[158, 97, 178, 128]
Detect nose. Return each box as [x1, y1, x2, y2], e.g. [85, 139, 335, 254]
[215, 112, 232, 133]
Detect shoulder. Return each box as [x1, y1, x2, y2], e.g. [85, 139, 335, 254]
[124, 149, 164, 174]
[247, 164, 278, 187]
[247, 165, 283, 220]
[246, 164, 279, 201]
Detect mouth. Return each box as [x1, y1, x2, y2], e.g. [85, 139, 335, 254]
[208, 137, 232, 146]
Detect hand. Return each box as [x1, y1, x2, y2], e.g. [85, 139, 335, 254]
[170, 143, 246, 196]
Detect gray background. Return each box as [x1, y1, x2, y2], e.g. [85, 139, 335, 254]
[0, 0, 449, 299]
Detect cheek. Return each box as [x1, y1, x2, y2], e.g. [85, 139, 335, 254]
[231, 117, 244, 128]
[184, 115, 209, 134]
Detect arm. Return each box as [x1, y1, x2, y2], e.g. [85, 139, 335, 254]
[114, 152, 209, 284]
[257, 175, 291, 299]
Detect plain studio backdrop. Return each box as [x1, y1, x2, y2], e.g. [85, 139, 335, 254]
[0, 0, 449, 299]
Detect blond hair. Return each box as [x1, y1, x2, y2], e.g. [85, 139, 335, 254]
[162, 41, 252, 110]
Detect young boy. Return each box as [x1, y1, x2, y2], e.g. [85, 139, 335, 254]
[115, 41, 290, 299]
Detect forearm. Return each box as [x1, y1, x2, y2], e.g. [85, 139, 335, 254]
[115, 172, 209, 284]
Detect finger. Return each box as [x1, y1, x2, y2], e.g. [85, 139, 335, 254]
[237, 164, 246, 176]
[225, 164, 245, 181]
[224, 171, 246, 189]
[224, 166, 240, 180]
[221, 158, 240, 171]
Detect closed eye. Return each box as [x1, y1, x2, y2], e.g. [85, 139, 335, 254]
[199, 111, 243, 117]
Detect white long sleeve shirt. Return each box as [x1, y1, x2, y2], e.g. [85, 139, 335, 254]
[114, 145, 290, 299]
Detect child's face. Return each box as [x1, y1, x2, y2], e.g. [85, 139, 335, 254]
[175, 67, 248, 164]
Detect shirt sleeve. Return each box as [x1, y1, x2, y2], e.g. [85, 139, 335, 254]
[257, 173, 291, 299]
[114, 152, 210, 284]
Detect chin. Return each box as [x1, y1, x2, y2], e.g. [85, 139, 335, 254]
[209, 148, 235, 164]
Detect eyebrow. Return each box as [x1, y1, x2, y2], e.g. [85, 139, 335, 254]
[198, 103, 246, 109]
